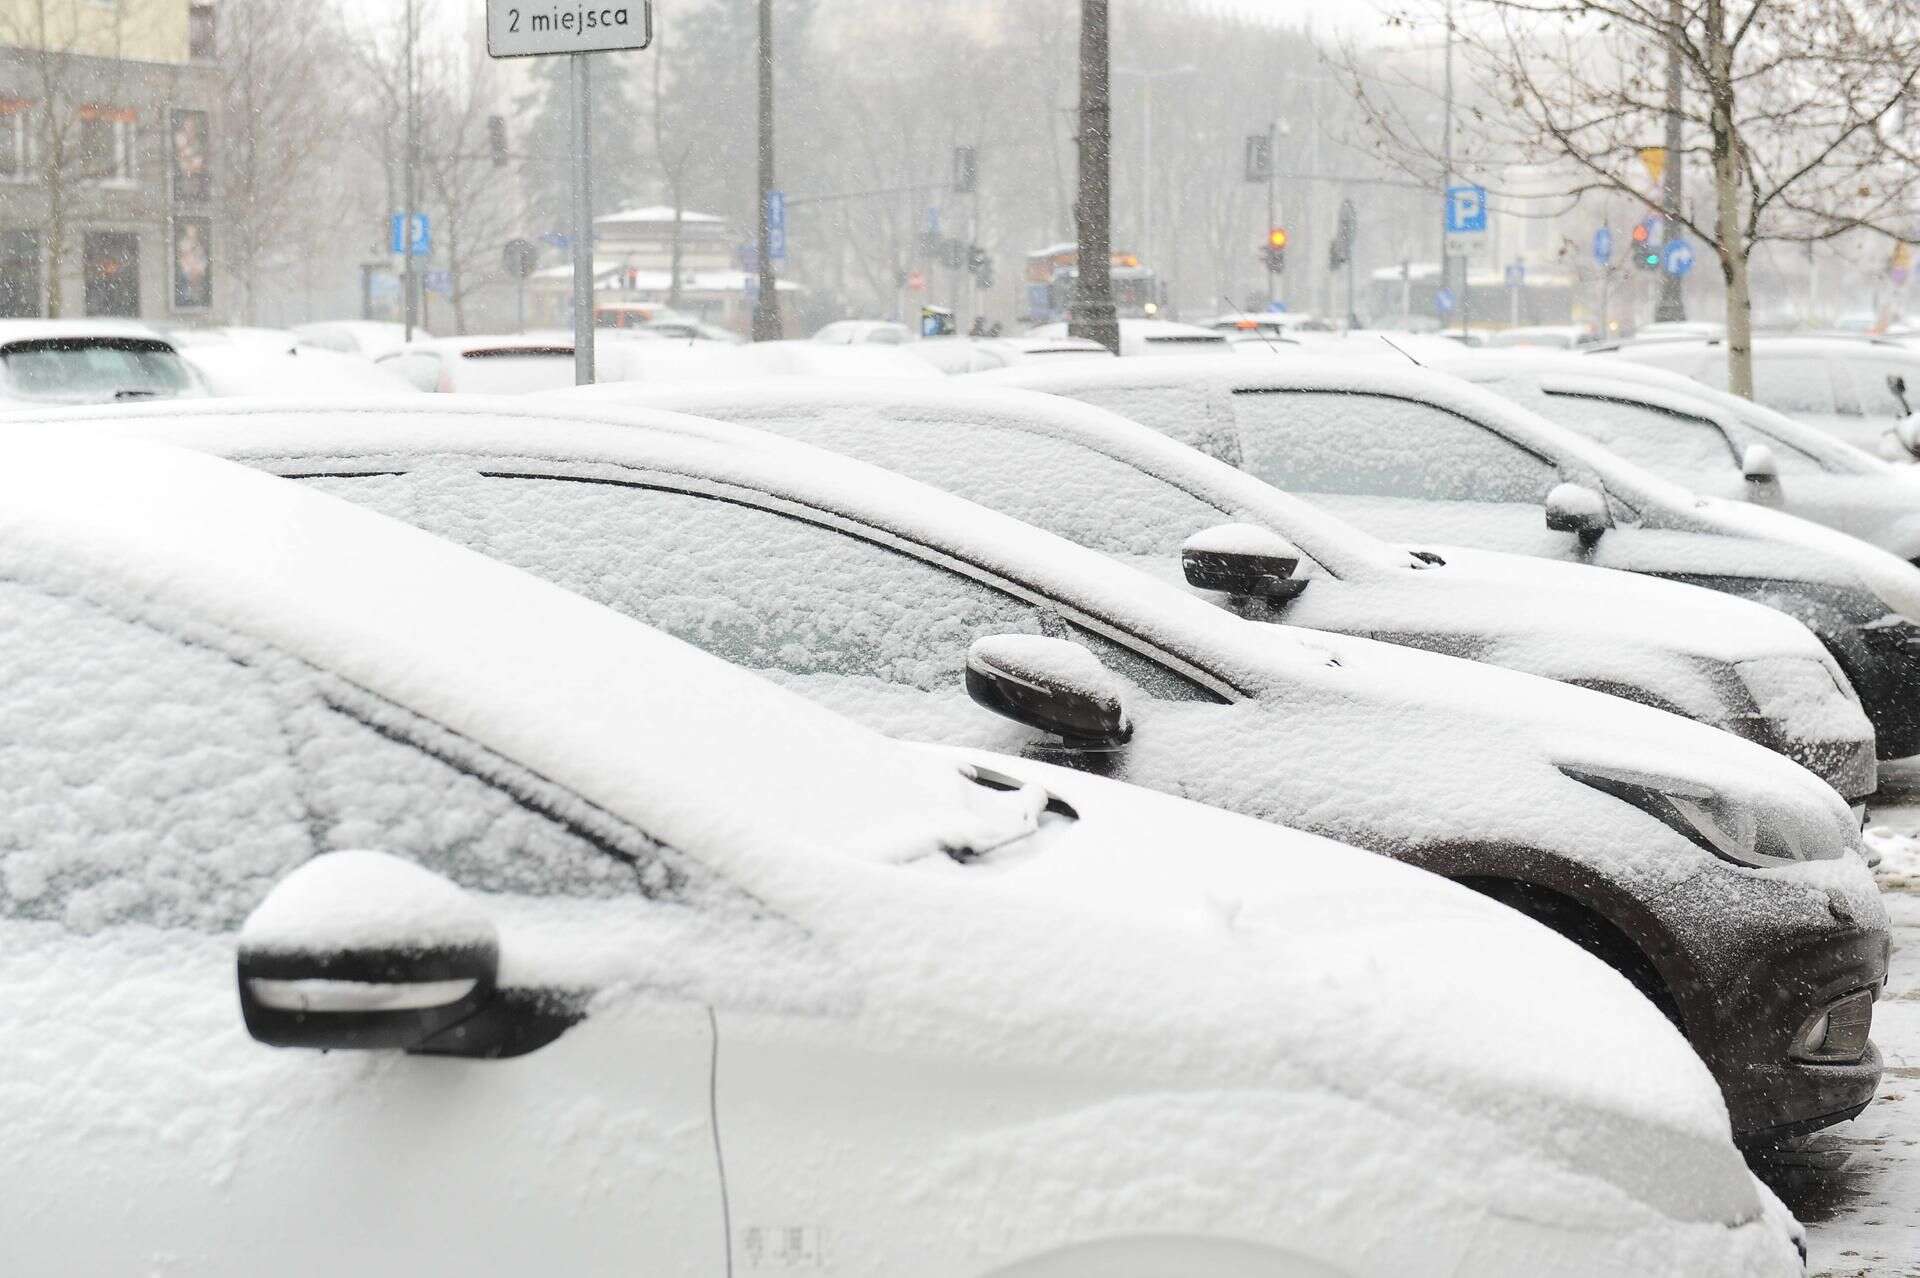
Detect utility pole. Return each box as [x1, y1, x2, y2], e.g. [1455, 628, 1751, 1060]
[402, 0, 418, 342]
[1654, 0, 1687, 323]
[570, 54, 594, 382]
[1069, 0, 1119, 354]
[751, 0, 782, 341]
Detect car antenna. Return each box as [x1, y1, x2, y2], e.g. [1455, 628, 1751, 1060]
[1219, 297, 1285, 355]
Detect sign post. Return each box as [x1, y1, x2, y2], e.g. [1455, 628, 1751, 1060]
[487, 0, 653, 385]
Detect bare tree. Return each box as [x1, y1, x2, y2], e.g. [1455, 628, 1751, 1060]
[0, 0, 153, 316]
[1348, 0, 1920, 395]
[218, 0, 355, 323]
[415, 47, 518, 333]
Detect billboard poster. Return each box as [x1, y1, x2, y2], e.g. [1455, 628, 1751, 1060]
[171, 215, 211, 311]
[170, 109, 210, 204]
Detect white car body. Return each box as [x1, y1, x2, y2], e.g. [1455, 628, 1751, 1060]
[1437, 349, 1920, 562]
[0, 433, 1801, 1276]
[813, 319, 913, 345]
[0, 319, 206, 404]
[292, 319, 418, 360]
[1024, 318, 1230, 357]
[563, 377, 1876, 803]
[1607, 336, 1920, 458]
[378, 335, 579, 394]
[184, 339, 422, 397]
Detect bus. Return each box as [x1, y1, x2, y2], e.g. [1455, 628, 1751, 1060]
[1025, 243, 1165, 324]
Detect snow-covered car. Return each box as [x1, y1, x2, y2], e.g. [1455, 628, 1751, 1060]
[80, 396, 1891, 1142]
[908, 337, 1116, 376]
[565, 377, 1877, 810]
[1606, 335, 1920, 457]
[812, 318, 912, 345]
[1483, 325, 1601, 350]
[983, 355, 1920, 761]
[291, 319, 416, 360]
[183, 337, 422, 397]
[0, 320, 205, 404]
[1438, 350, 1920, 564]
[1025, 318, 1230, 357]
[0, 432, 1808, 1276]
[377, 335, 577, 394]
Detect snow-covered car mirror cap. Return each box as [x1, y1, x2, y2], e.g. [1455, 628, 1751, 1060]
[1894, 413, 1920, 459]
[1181, 522, 1307, 605]
[1544, 481, 1613, 543]
[237, 851, 499, 1053]
[964, 634, 1133, 750]
[1741, 443, 1780, 483]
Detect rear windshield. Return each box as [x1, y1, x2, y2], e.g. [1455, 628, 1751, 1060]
[1, 338, 196, 401]
[452, 349, 575, 394]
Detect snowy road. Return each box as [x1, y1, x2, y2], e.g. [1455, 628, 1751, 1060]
[1776, 812, 1920, 1277]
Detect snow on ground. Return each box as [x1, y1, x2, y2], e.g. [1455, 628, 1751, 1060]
[1775, 786, 1920, 1277]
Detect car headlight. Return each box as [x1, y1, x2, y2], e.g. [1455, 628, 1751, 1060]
[1559, 763, 1832, 868]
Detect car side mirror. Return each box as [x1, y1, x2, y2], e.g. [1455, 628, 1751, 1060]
[1741, 443, 1779, 483]
[965, 634, 1133, 750]
[238, 851, 498, 1052]
[1544, 482, 1613, 545]
[1889, 373, 1911, 416]
[1182, 523, 1308, 607]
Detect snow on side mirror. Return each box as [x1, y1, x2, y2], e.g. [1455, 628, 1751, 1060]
[1741, 444, 1779, 483]
[1544, 482, 1613, 545]
[1895, 414, 1920, 461]
[1182, 523, 1308, 606]
[238, 850, 498, 1053]
[965, 634, 1133, 750]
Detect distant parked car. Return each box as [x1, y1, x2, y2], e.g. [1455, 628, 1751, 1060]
[812, 319, 913, 345]
[0, 320, 204, 405]
[983, 355, 1920, 760]
[1025, 318, 1230, 357]
[291, 320, 416, 360]
[1439, 350, 1920, 565]
[81, 397, 1890, 1144]
[0, 431, 1807, 1276]
[377, 335, 577, 394]
[177, 331, 422, 397]
[571, 377, 1877, 812]
[1607, 335, 1920, 457]
[1484, 325, 1600, 350]
[909, 336, 1116, 374]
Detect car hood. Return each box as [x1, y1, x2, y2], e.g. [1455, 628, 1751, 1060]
[732, 746, 1773, 1240]
[1675, 493, 1920, 625]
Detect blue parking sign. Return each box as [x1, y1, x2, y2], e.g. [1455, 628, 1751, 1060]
[389, 213, 430, 258]
[1663, 239, 1695, 278]
[1435, 286, 1457, 315]
[1593, 227, 1613, 266]
[767, 191, 788, 265]
[1445, 185, 1488, 234]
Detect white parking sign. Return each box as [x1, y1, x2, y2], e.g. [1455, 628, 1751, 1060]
[488, 0, 652, 57]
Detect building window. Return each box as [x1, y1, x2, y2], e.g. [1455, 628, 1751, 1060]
[0, 100, 30, 181]
[0, 230, 41, 317]
[78, 107, 136, 186]
[188, 4, 215, 60]
[84, 231, 140, 317]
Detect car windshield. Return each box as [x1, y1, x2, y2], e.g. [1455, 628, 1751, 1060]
[1, 338, 195, 400]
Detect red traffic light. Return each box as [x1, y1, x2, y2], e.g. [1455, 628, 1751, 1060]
[1268, 228, 1289, 250]
[1631, 223, 1650, 245]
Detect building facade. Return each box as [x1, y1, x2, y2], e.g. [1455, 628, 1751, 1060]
[0, 0, 219, 321]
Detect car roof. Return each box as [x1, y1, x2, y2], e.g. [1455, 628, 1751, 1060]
[0, 428, 1041, 869]
[558, 376, 1412, 578]
[0, 319, 173, 347]
[49, 394, 1349, 701]
[398, 335, 574, 357]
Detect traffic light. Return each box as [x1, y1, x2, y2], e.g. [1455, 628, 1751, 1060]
[1631, 216, 1662, 271]
[1264, 227, 1288, 273]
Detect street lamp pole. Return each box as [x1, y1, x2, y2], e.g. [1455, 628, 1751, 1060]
[1069, 0, 1119, 355]
[402, 0, 417, 341]
[751, 0, 782, 341]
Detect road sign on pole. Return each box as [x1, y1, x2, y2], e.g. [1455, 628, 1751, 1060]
[1435, 286, 1457, 315]
[487, 0, 652, 57]
[1663, 238, 1696, 278]
[1593, 227, 1613, 266]
[1444, 183, 1490, 261]
[389, 213, 429, 257]
[767, 190, 788, 265]
[487, 2, 652, 387]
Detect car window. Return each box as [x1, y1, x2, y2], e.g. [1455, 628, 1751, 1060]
[0, 578, 682, 935]
[1731, 357, 1838, 416]
[0, 339, 195, 399]
[1055, 380, 1241, 463]
[1230, 390, 1559, 502]
[743, 408, 1237, 558]
[300, 469, 1222, 704]
[1539, 392, 1737, 480]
